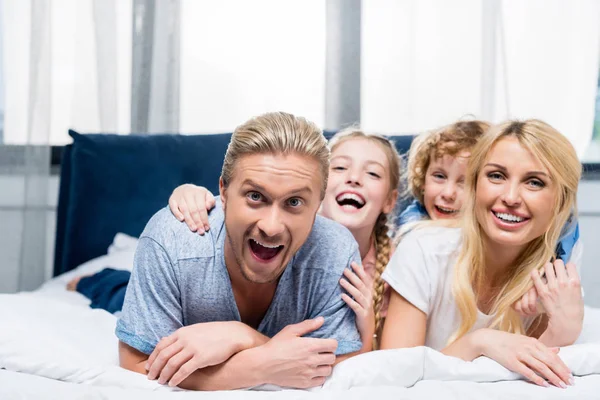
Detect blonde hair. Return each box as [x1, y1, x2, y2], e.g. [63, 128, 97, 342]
[448, 120, 581, 344]
[221, 112, 330, 199]
[405, 120, 490, 203]
[329, 128, 401, 349]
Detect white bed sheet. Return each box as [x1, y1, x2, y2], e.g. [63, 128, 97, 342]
[2, 290, 600, 399]
[3, 368, 600, 400]
[2, 233, 600, 399]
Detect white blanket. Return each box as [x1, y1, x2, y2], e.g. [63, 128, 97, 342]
[2, 291, 600, 399]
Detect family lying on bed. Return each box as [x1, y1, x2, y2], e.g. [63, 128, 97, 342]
[66, 112, 582, 391]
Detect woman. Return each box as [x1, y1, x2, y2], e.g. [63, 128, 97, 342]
[381, 120, 583, 389]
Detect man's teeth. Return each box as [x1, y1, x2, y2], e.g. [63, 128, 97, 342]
[337, 193, 365, 205]
[251, 239, 280, 249]
[494, 212, 525, 223]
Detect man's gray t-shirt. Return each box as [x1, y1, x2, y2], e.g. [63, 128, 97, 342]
[115, 200, 362, 355]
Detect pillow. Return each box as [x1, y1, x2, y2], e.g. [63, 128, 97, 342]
[39, 233, 139, 303]
[322, 343, 600, 390]
[107, 233, 140, 255]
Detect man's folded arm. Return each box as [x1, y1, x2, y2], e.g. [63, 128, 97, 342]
[119, 321, 270, 390]
[119, 318, 338, 391]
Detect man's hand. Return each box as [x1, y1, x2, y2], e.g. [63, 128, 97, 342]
[254, 317, 338, 389]
[146, 321, 257, 387]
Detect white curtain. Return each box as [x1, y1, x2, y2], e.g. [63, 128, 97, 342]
[2, 0, 52, 292]
[4, 0, 131, 145]
[0, 0, 348, 292]
[131, 0, 181, 133]
[179, 0, 327, 132]
[362, 0, 600, 158]
[2, 0, 131, 292]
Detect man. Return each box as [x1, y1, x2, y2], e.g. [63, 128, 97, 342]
[117, 112, 364, 390]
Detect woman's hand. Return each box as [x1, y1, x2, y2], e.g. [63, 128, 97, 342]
[168, 184, 216, 234]
[477, 329, 573, 388]
[340, 262, 375, 348]
[513, 286, 545, 318]
[534, 260, 584, 346]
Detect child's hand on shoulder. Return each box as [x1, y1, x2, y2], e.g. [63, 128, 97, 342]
[340, 262, 375, 344]
[168, 184, 216, 234]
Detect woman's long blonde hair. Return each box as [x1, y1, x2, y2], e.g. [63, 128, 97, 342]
[448, 120, 581, 344]
[329, 128, 401, 349]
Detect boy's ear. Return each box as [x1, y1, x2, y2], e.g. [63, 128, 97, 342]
[383, 189, 399, 214]
[219, 178, 227, 210]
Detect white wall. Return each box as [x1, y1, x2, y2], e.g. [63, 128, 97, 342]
[0, 175, 599, 307]
[576, 180, 600, 306]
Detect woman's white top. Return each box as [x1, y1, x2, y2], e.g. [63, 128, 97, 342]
[381, 226, 583, 351]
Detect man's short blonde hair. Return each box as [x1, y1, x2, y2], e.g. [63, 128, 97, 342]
[221, 112, 330, 199]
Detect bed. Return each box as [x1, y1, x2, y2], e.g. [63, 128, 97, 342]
[1, 130, 600, 399]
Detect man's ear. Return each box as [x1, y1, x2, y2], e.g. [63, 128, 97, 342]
[219, 177, 227, 210]
[383, 189, 399, 214]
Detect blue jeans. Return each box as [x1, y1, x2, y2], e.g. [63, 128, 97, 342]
[77, 268, 130, 314]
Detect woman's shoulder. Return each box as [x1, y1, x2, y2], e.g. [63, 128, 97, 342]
[384, 224, 460, 298]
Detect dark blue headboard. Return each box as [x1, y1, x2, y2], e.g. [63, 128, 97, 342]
[53, 130, 414, 277]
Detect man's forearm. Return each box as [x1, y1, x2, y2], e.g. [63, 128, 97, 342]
[120, 322, 269, 387]
[179, 346, 267, 391]
[178, 323, 269, 390]
[234, 322, 270, 350]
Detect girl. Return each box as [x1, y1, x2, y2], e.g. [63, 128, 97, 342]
[320, 129, 400, 349]
[380, 120, 583, 389]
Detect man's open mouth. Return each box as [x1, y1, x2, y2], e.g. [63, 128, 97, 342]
[249, 239, 284, 261]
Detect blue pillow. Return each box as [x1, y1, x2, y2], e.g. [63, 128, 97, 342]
[55, 130, 232, 276]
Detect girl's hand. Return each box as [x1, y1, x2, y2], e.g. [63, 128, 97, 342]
[479, 329, 573, 388]
[533, 260, 584, 346]
[168, 184, 216, 234]
[340, 262, 375, 346]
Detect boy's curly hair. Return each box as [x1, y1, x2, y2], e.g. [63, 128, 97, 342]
[405, 120, 490, 203]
